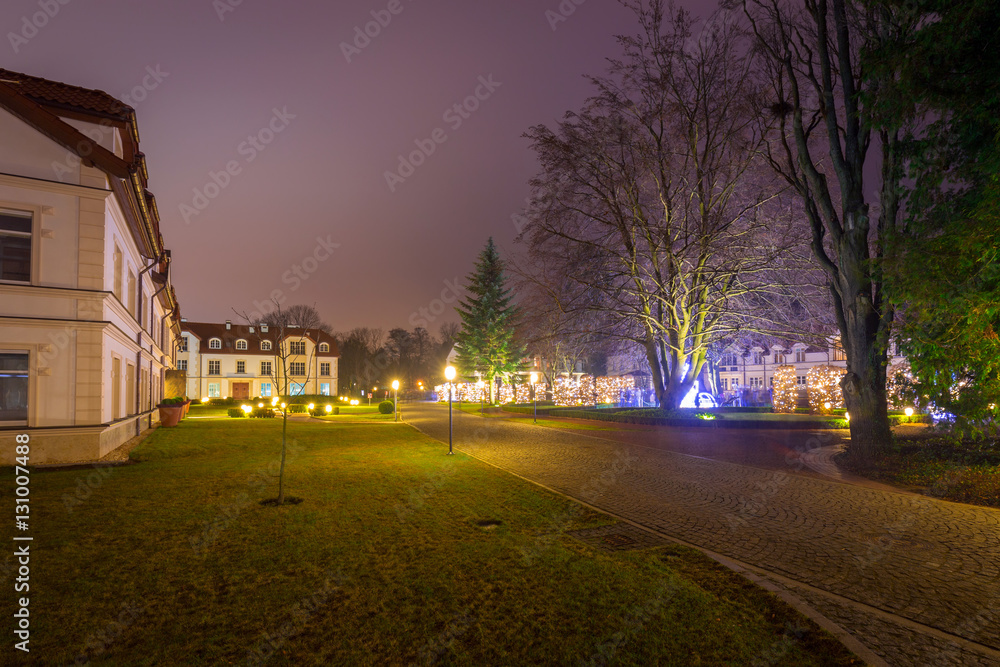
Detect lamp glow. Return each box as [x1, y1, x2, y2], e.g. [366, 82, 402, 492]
[445, 366, 456, 381]
[308, 403, 315, 410]
[392, 380, 399, 390]
[241, 404, 251, 414]
[258, 402, 264, 408]
[325, 405, 333, 413]
[904, 407, 914, 417]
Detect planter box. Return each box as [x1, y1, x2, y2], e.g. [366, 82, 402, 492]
[180, 400, 191, 418]
[158, 405, 183, 427]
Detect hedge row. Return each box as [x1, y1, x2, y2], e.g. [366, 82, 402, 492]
[500, 406, 930, 430]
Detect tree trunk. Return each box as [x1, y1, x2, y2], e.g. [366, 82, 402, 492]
[840, 303, 892, 461]
[278, 410, 287, 504]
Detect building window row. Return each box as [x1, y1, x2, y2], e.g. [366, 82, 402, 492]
[0, 210, 32, 283]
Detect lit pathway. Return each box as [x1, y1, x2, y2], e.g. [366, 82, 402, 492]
[404, 402, 1000, 666]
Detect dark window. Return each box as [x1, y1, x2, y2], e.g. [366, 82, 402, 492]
[289, 362, 306, 376]
[289, 341, 306, 355]
[0, 211, 32, 282]
[0, 352, 29, 421]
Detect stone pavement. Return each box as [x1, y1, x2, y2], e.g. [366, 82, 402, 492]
[404, 403, 1000, 666]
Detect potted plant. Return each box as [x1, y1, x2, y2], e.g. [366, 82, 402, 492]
[178, 396, 191, 418]
[158, 397, 184, 427]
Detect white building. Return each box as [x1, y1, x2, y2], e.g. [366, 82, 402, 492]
[179, 321, 339, 400]
[717, 339, 905, 405]
[0, 69, 181, 464]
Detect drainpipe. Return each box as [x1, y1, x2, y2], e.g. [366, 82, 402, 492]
[132, 253, 164, 435]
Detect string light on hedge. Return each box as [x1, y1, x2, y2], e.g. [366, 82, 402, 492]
[807, 365, 846, 414]
[771, 365, 798, 413]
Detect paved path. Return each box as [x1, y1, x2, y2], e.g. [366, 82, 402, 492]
[404, 403, 1000, 666]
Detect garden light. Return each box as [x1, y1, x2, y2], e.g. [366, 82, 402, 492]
[445, 366, 456, 455]
[241, 405, 251, 414]
[904, 407, 914, 417]
[258, 402, 264, 408]
[201, 396, 209, 403]
[325, 405, 333, 413]
[392, 380, 400, 422]
[308, 403, 315, 410]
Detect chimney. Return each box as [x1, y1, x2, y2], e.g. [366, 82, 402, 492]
[225, 320, 231, 330]
[261, 324, 268, 333]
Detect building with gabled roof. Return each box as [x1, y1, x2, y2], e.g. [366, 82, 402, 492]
[179, 320, 339, 400]
[0, 68, 181, 464]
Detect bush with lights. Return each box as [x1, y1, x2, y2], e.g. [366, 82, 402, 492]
[771, 365, 799, 413]
[807, 365, 846, 413]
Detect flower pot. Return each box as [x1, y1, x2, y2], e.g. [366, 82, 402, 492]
[158, 405, 183, 427]
[180, 400, 191, 418]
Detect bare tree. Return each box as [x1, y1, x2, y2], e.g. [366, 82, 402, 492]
[235, 301, 321, 505]
[521, 1, 795, 409]
[741, 0, 911, 457]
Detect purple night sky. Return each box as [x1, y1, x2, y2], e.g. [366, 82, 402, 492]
[2, 0, 715, 333]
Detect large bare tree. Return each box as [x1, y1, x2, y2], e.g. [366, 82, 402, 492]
[742, 0, 911, 458]
[521, 1, 795, 409]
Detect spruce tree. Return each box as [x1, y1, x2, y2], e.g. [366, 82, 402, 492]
[454, 238, 526, 403]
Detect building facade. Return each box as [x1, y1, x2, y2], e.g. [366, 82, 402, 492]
[0, 69, 181, 464]
[716, 340, 905, 406]
[179, 321, 339, 400]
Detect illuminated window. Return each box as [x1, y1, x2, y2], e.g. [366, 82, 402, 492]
[261, 340, 272, 351]
[209, 338, 221, 350]
[289, 382, 305, 395]
[320, 383, 331, 395]
[319, 343, 330, 353]
[774, 351, 786, 364]
[260, 382, 272, 397]
[236, 339, 248, 351]
[208, 382, 221, 398]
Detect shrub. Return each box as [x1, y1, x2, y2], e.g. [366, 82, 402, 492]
[160, 397, 185, 406]
[227, 408, 245, 418]
[252, 407, 275, 418]
[287, 404, 308, 414]
[378, 400, 395, 415]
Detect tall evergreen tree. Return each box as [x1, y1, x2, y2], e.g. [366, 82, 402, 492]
[454, 239, 526, 403]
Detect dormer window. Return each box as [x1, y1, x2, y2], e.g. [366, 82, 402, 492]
[236, 339, 248, 351]
[209, 338, 221, 350]
[319, 343, 329, 353]
[261, 324, 268, 333]
[261, 340, 272, 351]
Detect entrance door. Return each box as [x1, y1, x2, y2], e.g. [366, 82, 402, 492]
[232, 382, 250, 400]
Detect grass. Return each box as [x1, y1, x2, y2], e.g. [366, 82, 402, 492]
[840, 434, 1000, 508]
[6, 418, 860, 665]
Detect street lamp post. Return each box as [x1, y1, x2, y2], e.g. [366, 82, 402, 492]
[392, 380, 399, 422]
[445, 366, 456, 455]
[530, 371, 538, 423]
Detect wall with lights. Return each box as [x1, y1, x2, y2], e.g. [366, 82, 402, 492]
[806, 365, 846, 413]
[771, 365, 799, 413]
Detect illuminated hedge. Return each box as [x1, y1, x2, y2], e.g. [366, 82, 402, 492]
[435, 375, 634, 406]
[886, 361, 915, 409]
[807, 365, 846, 413]
[771, 365, 799, 413]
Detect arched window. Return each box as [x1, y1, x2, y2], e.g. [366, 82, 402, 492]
[236, 339, 248, 350]
[209, 338, 221, 350]
[261, 340, 272, 351]
[319, 343, 329, 353]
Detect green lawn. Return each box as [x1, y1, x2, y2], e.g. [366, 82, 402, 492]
[7, 419, 860, 665]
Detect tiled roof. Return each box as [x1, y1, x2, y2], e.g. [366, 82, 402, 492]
[0, 68, 131, 121]
[182, 322, 339, 357]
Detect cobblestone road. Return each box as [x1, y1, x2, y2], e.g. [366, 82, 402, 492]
[405, 403, 1000, 666]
